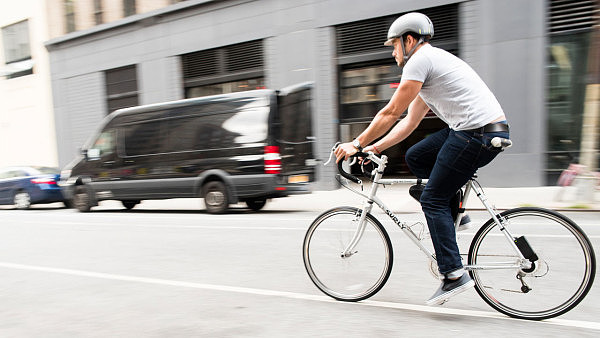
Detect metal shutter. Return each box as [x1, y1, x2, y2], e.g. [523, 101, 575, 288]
[549, 0, 598, 35]
[181, 40, 264, 81]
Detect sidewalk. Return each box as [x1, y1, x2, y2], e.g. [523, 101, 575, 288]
[264, 184, 600, 213]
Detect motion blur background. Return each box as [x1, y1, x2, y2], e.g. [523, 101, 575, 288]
[1, 0, 598, 189]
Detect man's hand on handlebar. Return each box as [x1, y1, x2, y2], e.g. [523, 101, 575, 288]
[334, 142, 358, 163]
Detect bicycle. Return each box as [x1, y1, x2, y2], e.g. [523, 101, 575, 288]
[302, 145, 596, 320]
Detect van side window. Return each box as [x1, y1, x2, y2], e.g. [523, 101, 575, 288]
[165, 116, 223, 152]
[122, 120, 162, 156]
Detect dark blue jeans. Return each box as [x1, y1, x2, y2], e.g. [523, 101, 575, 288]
[405, 127, 509, 275]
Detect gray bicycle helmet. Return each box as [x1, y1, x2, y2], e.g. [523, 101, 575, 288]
[384, 12, 434, 46]
[384, 12, 434, 64]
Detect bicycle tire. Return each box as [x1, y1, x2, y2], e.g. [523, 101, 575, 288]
[303, 206, 393, 302]
[468, 207, 596, 320]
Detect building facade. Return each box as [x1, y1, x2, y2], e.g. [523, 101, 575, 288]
[0, 0, 57, 168]
[44, 0, 598, 188]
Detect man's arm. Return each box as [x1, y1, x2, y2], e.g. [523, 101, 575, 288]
[364, 94, 430, 153]
[335, 80, 423, 162]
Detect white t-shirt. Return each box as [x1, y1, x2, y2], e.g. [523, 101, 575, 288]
[401, 44, 504, 130]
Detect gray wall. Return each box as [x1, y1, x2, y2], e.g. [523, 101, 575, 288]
[47, 0, 547, 188]
[461, 0, 546, 186]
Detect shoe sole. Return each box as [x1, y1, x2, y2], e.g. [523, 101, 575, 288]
[426, 279, 475, 306]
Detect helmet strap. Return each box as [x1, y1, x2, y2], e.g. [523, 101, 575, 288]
[402, 36, 425, 64]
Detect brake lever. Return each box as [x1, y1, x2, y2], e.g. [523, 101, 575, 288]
[323, 142, 342, 166]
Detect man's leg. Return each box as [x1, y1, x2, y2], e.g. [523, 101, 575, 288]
[420, 130, 483, 305]
[405, 128, 450, 179]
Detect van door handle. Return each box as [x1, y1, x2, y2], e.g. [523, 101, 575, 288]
[103, 160, 116, 166]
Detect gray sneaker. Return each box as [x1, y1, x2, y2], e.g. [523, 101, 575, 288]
[457, 214, 472, 231]
[426, 273, 475, 306]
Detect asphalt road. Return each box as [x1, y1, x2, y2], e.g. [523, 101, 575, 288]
[0, 201, 599, 337]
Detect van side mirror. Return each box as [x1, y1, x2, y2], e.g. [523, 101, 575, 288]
[87, 148, 101, 160]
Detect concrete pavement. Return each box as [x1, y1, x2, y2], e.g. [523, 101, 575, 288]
[263, 183, 600, 213]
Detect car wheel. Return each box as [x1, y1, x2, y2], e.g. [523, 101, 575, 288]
[121, 200, 140, 210]
[246, 199, 267, 212]
[14, 191, 31, 210]
[203, 181, 229, 214]
[73, 185, 92, 212]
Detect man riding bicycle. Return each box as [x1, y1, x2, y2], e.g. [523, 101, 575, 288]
[334, 12, 510, 305]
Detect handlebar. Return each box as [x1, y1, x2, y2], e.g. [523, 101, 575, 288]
[337, 152, 371, 184]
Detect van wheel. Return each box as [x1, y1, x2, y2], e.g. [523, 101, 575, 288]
[14, 191, 31, 210]
[121, 200, 140, 210]
[246, 199, 267, 212]
[73, 185, 92, 212]
[203, 181, 229, 214]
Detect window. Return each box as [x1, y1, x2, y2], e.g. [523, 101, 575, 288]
[122, 120, 162, 156]
[1, 20, 32, 79]
[94, 0, 103, 25]
[181, 40, 265, 98]
[546, 0, 598, 184]
[88, 130, 115, 159]
[64, 0, 75, 33]
[105, 65, 139, 114]
[123, 0, 136, 17]
[186, 78, 265, 98]
[165, 115, 225, 152]
[339, 64, 401, 123]
[2, 20, 30, 64]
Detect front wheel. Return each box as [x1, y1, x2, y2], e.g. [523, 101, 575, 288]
[303, 206, 393, 302]
[73, 185, 92, 212]
[468, 207, 596, 320]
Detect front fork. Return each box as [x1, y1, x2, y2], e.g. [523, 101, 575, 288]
[341, 202, 374, 258]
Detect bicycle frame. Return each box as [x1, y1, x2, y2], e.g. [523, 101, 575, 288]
[341, 153, 531, 272]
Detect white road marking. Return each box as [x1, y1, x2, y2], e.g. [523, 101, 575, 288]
[0, 261, 598, 330]
[11, 219, 600, 239]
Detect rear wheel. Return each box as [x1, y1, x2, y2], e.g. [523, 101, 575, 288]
[246, 198, 267, 211]
[73, 185, 92, 212]
[469, 207, 596, 320]
[203, 181, 229, 214]
[14, 191, 31, 210]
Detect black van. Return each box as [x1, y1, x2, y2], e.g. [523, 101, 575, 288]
[60, 83, 316, 213]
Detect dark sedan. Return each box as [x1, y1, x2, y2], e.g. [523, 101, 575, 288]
[0, 166, 67, 209]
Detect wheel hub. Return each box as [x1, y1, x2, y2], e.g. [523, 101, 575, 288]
[206, 191, 225, 206]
